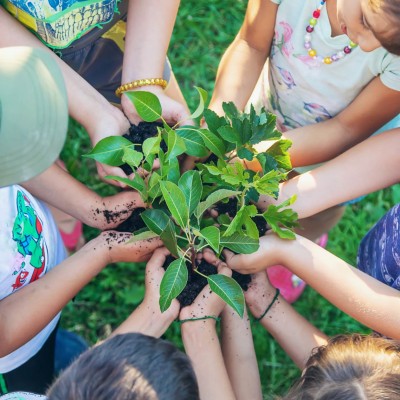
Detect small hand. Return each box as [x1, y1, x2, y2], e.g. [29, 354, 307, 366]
[179, 250, 232, 321]
[86, 191, 146, 230]
[223, 232, 285, 274]
[99, 231, 163, 264]
[121, 86, 192, 126]
[142, 247, 180, 321]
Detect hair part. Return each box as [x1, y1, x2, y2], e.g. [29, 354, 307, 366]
[280, 334, 400, 400]
[368, 0, 400, 55]
[47, 333, 200, 400]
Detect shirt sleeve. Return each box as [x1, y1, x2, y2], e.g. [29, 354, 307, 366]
[270, 0, 281, 4]
[379, 52, 400, 92]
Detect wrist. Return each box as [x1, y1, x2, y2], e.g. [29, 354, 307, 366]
[136, 300, 175, 337]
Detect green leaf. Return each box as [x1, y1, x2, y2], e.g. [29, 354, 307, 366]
[148, 172, 161, 199]
[253, 170, 286, 196]
[262, 197, 299, 240]
[203, 109, 228, 133]
[141, 209, 171, 235]
[217, 125, 241, 144]
[160, 181, 189, 228]
[104, 175, 146, 200]
[266, 139, 293, 171]
[164, 126, 187, 161]
[224, 205, 259, 239]
[84, 136, 134, 166]
[222, 102, 241, 121]
[178, 170, 203, 215]
[176, 127, 209, 157]
[190, 86, 208, 120]
[197, 129, 226, 159]
[160, 220, 179, 257]
[199, 226, 220, 253]
[159, 258, 188, 312]
[194, 189, 240, 219]
[143, 135, 161, 158]
[124, 91, 162, 122]
[127, 230, 159, 244]
[122, 147, 143, 168]
[220, 232, 259, 254]
[237, 147, 254, 161]
[207, 274, 244, 317]
[166, 158, 180, 184]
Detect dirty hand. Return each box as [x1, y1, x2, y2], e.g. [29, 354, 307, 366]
[179, 249, 232, 321]
[86, 191, 146, 230]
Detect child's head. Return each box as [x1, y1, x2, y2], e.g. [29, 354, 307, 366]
[337, 0, 400, 54]
[47, 333, 200, 400]
[282, 334, 400, 399]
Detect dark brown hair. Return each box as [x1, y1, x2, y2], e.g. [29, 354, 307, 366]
[368, 0, 400, 55]
[47, 333, 200, 400]
[281, 334, 400, 400]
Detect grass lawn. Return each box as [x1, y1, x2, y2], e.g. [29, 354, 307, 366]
[60, 1, 400, 397]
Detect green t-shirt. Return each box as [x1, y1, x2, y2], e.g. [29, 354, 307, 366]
[1, 0, 122, 49]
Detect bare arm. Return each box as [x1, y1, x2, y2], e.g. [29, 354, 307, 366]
[120, 0, 190, 125]
[257, 128, 400, 218]
[0, 233, 162, 357]
[245, 271, 327, 369]
[21, 164, 145, 230]
[208, 0, 278, 115]
[275, 77, 400, 167]
[0, 7, 131, 185]
[225, 232, 400, 340]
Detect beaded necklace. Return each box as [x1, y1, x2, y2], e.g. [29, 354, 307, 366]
[304, 0, 357, 64]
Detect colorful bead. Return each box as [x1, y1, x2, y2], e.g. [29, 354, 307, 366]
[303, 1, 357, 66]
[313, 10, 320, 18]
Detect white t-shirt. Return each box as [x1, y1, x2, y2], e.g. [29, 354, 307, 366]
[247, 0, 400, 132]
[0, 186, 66, 373]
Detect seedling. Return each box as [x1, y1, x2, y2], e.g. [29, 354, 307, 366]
[85, 88, 298, 317]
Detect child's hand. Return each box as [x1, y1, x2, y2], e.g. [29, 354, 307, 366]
[121, 87, 191, 126]
[244, 271, 277, 320]
[223, 232, 286, 274]
[179, 250, 231, 321]
[86, 191, 146, 230]
[98, 231, 163, 264]
[142, 247, 180, 321]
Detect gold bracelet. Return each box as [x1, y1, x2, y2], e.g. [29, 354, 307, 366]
[115, 78, 168, 97]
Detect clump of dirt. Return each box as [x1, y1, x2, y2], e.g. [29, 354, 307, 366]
[162, 255, 251, 307]
[121, 121, 167, 175]
[114, 207, 146, 232]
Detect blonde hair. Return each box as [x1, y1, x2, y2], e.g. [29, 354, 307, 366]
[281, 334, 400, 400]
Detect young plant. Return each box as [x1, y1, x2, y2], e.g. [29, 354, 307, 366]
[85, 88, 298, 317]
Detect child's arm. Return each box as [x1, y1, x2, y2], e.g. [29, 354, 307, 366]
[0, 7, 131, 187]
[208, 0, 278, 115]
[274, 78, 400, 167]
[0, 232, 162, 357]
[180, 259, 236, 400]
[21, 163, 145, 230]
[120, 0, 190, 125]
[225, 232, 400, 340]
[112, 248, 179, 338]
[245, 271, 328, 369]
[257, 128, 400, 218]
[201, 250, 262, 399]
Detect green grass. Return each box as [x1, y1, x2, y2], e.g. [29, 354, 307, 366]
[60, 1, 400, 397]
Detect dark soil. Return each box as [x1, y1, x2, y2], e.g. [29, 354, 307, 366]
[114, 207, 146, 232]
[121, 121, 168, 175]
[162, 255, 251, 307]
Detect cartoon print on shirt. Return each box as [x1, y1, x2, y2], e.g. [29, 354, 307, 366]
[11, 190, 47, 291]
[272, 21, 294, 58]
[1, 0, 119, 48]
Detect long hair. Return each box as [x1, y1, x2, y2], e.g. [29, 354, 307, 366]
[281, 334, 400, 400]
